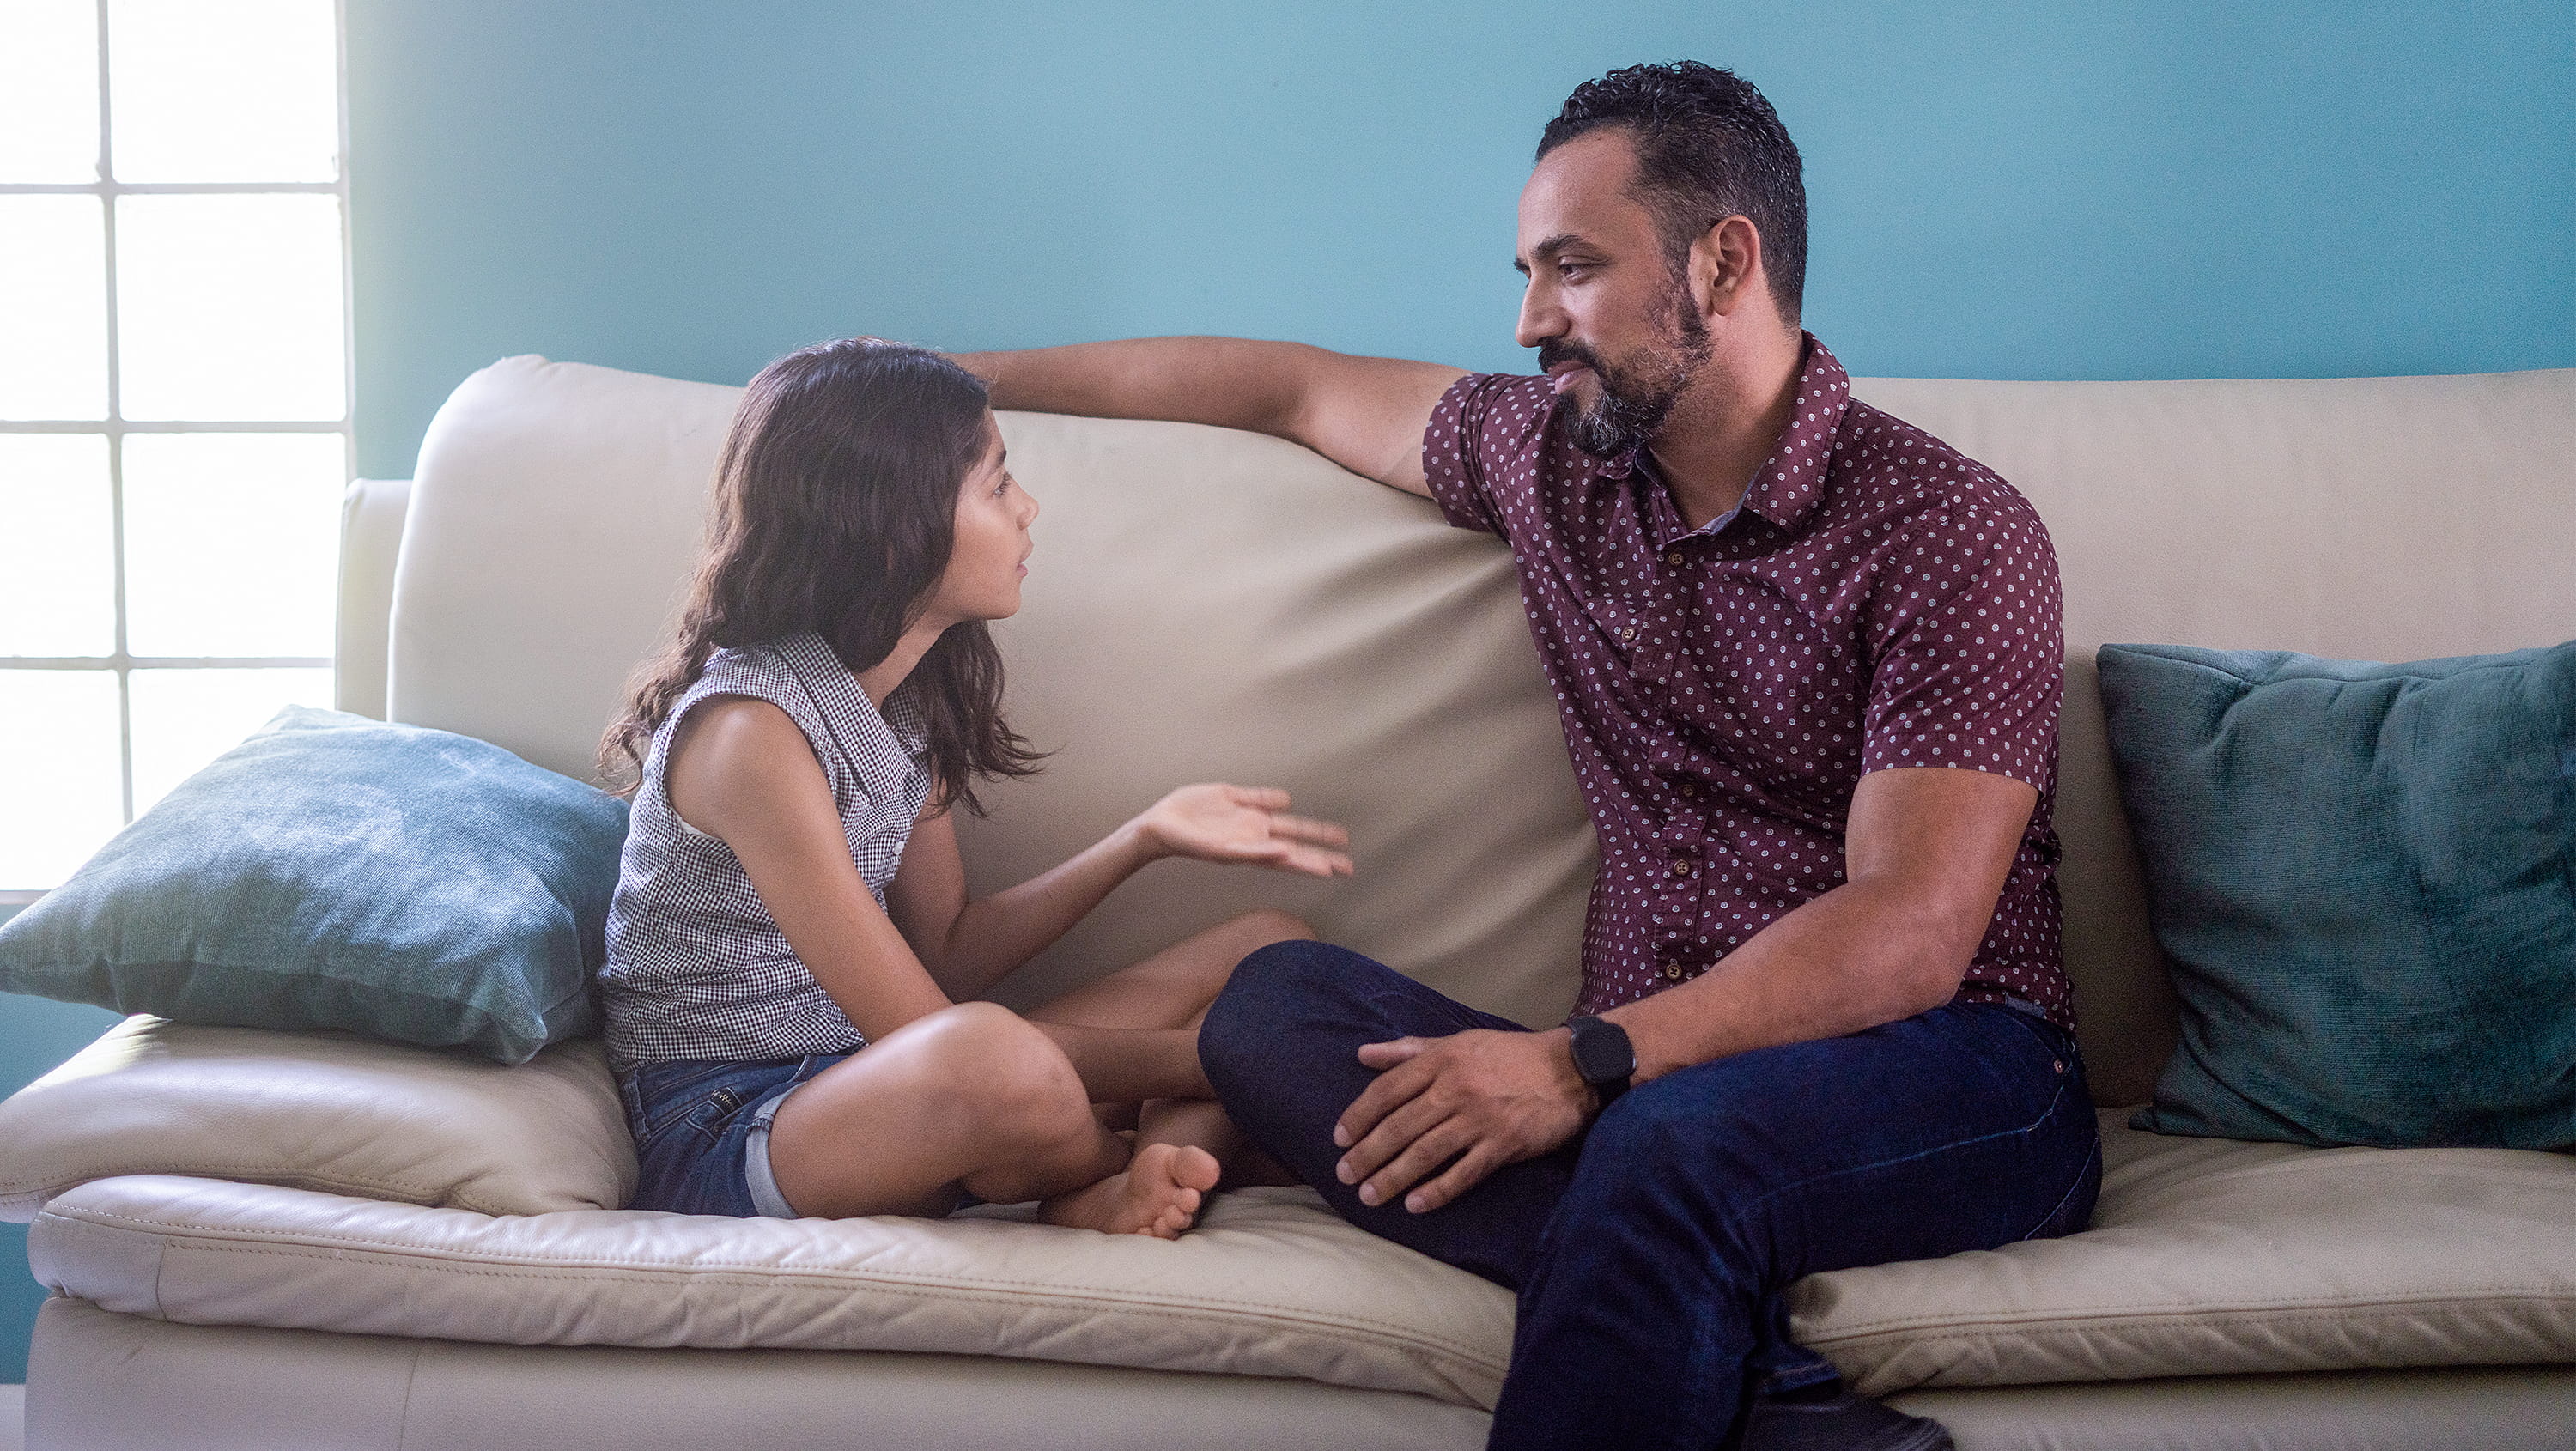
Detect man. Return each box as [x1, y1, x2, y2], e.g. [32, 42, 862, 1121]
[955, 61, 2099, 1451]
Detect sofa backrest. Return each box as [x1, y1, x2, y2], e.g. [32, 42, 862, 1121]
[378, 357, 2576, 1107]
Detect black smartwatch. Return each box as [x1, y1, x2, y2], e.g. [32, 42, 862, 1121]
[1563, 1015, 1637, 1106]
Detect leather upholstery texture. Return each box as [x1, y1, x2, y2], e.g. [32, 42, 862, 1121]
[32, 1174, 1514, 1407]
[27, 1107, 2576, 1399]
[0, 1017, 632, 1221]
[1792, 1111, 2576, 1394]
[30, 1297, 2576, 1451]
[27, 1296, 1494, 1451]
[383, 357, 2576, 1107]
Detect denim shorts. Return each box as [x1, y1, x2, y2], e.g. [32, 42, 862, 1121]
[620, 1053, 852, 1217]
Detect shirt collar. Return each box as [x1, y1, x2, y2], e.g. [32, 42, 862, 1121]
[1739, 334, 1848, 531]
[1599, 332, 1850, 536]
[778, 631, 931, 758]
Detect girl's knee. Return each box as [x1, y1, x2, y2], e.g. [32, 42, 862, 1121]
[1182, 910, 1313, 1007]
[1227, 908, 1314, 950]
[910, 1005, 1089, 1127]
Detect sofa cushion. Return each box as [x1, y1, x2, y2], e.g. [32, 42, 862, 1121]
[0, 705, 629, 1065]
[31, 1175, 1516, 1409]
[27, 1111, 2576, 1404]
[1788, 1111, 2576, 1397]
[0, 1017, 634, 1221]
[2099, 640, 2576, 1149]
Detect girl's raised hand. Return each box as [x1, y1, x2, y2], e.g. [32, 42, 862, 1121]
[1136, 785, 1354, 879]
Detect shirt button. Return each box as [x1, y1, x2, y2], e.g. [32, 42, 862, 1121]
[1664, 550, 1684, 566]
[1619, 625, 1637, 641]
[1661, 962, 1685, 980]
[1668, 859, 1695, 879]
[1678, 782, 1698, 798]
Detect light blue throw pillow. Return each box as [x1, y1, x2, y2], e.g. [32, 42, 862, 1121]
[2100, 641, 2576, 1149]
[0, 707, 627, 1065]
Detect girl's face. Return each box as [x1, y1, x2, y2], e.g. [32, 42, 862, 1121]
[922, 413, 1038, 627]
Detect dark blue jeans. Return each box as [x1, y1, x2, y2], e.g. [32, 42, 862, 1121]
[1200, 941, 2102, 1451]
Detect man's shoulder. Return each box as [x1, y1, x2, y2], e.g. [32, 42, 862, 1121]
[1433, 373, 1564, 458]
[1832, 398, 2047, 538]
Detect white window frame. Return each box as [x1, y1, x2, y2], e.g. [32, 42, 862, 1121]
[0, 0, 355, 905]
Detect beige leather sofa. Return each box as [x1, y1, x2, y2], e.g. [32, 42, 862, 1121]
[5, 357, 2574, 1450]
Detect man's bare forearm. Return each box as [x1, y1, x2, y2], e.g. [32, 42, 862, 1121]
[1602, 875, 1978, 1082]
[1603, 768, 2038, 1080]
[951, 337, 1321, 439]
[950, 337, 1461, 492]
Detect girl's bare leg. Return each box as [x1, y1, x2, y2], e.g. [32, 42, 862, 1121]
[1030, 909, 1314, 1183]
[1033, 908, 1312, 1034]
[764, 1002, 1213, 1236]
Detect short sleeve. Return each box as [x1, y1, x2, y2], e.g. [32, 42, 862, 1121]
[1420, 373, 1557, 538]
[1859, 493, 2064, 789]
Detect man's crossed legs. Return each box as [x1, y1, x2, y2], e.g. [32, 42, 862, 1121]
[1201, 941, 2102, 1451]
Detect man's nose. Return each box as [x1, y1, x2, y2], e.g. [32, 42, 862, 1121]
[1515, 282, 1564, 352]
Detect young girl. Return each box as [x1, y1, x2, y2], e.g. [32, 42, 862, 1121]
[598, 338, 1349, 1237]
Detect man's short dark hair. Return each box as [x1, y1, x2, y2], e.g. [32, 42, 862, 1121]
[1538, 61, 1807, 323]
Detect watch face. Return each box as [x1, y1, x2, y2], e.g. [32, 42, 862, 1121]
[1571, 1019, 1631, 1083]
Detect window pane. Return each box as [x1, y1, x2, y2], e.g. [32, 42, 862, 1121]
[0, 196, 111, 421]
[108, 0, 337, 183]
[129, 666, 332, 814]
[0, 669, 124, 889]
[0, 435, 116, 655]
[0, 0, 101, 182]
[116, 194, 347, 422]
[123, 433, 342, 657]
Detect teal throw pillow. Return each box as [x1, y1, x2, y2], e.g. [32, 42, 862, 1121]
[0, 707, 627, 1065]
[2100, 640, 2576, 1149]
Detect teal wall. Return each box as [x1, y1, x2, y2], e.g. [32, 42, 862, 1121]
[6, 0, 2572, 1385]
[348, 0, 2574, 478]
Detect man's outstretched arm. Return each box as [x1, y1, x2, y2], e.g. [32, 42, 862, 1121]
[951, 338, 1464, 498]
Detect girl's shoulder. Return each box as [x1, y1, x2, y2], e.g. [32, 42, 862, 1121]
[677, 632, 923, 783]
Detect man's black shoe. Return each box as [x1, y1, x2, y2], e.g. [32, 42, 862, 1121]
[1737, 1386, 1956, 1450]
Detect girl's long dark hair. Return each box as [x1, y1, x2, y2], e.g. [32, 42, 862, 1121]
[600, 338, 1043, 813]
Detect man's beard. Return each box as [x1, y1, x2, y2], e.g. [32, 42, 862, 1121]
[1541, 286, 1713, 459]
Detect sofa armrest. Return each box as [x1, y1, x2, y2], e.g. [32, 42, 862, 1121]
[335, 478, 413, 720]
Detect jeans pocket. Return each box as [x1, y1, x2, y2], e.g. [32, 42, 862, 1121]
[628, 1063, 748, 1149]
[678, 1082, 759, 1144]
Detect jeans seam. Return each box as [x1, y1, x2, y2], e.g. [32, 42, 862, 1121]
[2016, 1131, 2102, 1242]
[1712, 1071, 2076, 1251]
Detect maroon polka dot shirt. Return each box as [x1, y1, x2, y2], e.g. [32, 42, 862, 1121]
[1422, 336, 2074, 1033]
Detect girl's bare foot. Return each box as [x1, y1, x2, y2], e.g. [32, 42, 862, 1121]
[1038, 1143, 1222, 1239]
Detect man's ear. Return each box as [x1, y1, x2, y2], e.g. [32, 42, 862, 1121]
[1690, 216, 1765, 322]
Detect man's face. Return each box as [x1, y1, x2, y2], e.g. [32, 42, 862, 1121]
[1514, 128, 1711, 458]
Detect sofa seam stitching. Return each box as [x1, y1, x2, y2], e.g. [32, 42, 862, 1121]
[102, 1237, 1509, 1389]
[1806, 1291, 2576, 1343]
[41, 1206, 1509, 1367]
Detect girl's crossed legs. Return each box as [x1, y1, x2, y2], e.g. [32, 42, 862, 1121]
[764, 908, 1309, 1235]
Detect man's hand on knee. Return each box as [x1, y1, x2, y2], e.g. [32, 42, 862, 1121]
[1332, 1029, 1593, 1214]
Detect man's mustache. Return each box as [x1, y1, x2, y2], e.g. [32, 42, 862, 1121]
[1535, 340, 1607, 377]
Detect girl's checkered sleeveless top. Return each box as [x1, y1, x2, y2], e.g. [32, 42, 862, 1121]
[600, 632, 934, 1069]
